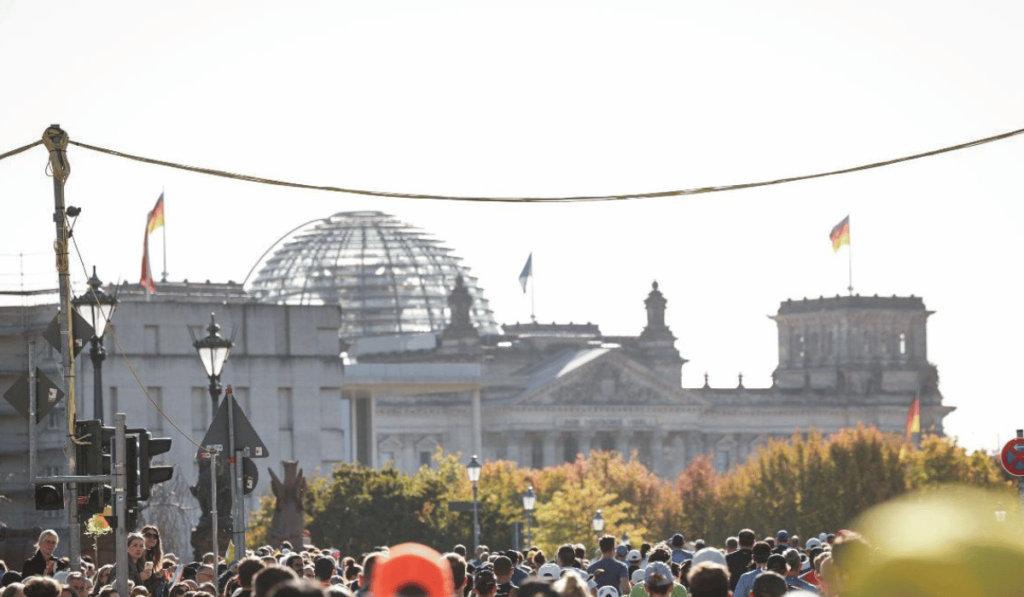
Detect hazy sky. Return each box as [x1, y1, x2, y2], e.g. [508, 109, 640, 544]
[1, 0, 1021, 452]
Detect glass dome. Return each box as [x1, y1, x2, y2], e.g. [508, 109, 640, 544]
[249, 211, 500, 339]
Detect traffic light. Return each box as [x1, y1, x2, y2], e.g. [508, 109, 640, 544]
[137, 430, 173, 501]
[125, 433, 139, 529]
[74, 419, 114, 517]
[34, 483, 64, 510]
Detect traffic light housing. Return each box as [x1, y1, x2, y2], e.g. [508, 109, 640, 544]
[34, 483, 64, 510]
[75, 419, 114, 518]
[127, 429, 173, 501]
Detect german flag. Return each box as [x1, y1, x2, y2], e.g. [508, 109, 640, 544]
[829, 215, 850, 252]
[906, 398, 920, 441]
[146, 193, 165, 234]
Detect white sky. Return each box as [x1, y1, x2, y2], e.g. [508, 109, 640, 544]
[1, 0, 1021, 453]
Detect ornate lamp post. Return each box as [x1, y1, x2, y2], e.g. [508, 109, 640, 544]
[467, 454, 482, 552]
[592, 509, 605, 542]
[71, 267, 117, 422]
[522, 486, 536, 547]
[191, 313, 234, 419]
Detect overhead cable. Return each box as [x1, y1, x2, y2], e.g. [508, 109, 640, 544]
[63, 127, 1024, 202]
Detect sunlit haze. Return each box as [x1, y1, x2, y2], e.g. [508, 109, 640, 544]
[1, 0, 1021, 453]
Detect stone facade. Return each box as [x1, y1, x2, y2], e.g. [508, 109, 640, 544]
[348, 285, 953, 479]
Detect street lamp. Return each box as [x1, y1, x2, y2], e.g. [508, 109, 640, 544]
[467, 454, 482, 552]
[592, 509, 605, 537]
[71, 266, 117, 422]
[191, 313, 234, 419]
[522, 486, 536, 547]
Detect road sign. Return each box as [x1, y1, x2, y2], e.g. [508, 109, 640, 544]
[42, 311, 93, 358]
[3, 368, 65, 423]
[242, 458, 259, 495]
[200, 394, 269, 459]
[1000, 439, 1024, 476]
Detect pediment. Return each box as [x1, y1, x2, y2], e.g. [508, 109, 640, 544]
[512, 350, 705, 408]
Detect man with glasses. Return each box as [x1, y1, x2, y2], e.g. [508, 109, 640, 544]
[65, 572, 87, 597]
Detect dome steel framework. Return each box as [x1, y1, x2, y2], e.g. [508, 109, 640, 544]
[249, 211, 499, 339]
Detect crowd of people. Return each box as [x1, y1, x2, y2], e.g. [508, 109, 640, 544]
[0, 525, 871, 597]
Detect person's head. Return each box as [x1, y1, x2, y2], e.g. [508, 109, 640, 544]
[782, 549, 801, 575]
[670, 534, 684, 549]
[23, 577, 61, 597]
[97, 586, 119, 597]
[282, 555, 303, 577]
[751, 542, 771, 565]
[788, 535, 799, 549]
[751, 572, 787, 597]
[1, 583, 24, 597]
[829, 532, 869, 588]
[765, 555, 787, 576]
[313, 557, 335, 583]
[737, 529, 756, 550]
[93, 565, 113, 587]
[3, 572, 24, 588]
[195, 566, 214, 586]
[646, 546, 670, 564]
[642, 562, 673, 596]
[452, 545, 467, 559]
[239, 558, 268, 590]
[167, 584, 188, 597]
[140, 526, 161, 558]
[127, 534, 146, 562]
[473, 569, 496, 597]
[442, 554, 467, 595]
[252, 566, 298, 597]
[491, 557, 512, 583]
[325, 586, 353, 597]
[551, 572, 587, 597]
[359, 552, 383, 589]
[555, 545, 575, 568]
[685, 563, 729, 597]
[129, 586, 149, 597]
[65, 573, 86, 597]
[531, 550, 545, 569]
[264, 580, 323, 597]
[35, 531, 59, 559]
[202, 553, 216, 566]
[724, 537, 738, 554]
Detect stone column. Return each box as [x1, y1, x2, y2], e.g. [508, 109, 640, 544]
[543, 432, 559, 467]
[649, 430, 665, 475]
[671, 434, 687, 475]
[616, 430, 631, 459]
[578, 432, 593, 461]
[471, 387, 483, 457]
[402, 436, 416, 474]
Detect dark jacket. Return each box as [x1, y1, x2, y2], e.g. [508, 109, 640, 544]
[725, 548, 753, 590]
[21, 550, 64, 578]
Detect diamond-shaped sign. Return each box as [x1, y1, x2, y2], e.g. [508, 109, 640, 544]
[3, 368, 65, 423]
[43, 311, 94, 359]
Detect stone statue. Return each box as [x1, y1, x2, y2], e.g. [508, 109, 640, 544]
[190, 456, 232, 561]
[269, 461, 307, 548]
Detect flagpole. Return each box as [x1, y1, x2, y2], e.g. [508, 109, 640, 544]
[531, 257, 536, 323]
[847, 214, 853, 296]
[160, 189, 168, 282]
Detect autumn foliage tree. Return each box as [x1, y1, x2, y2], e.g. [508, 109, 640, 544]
[249, 428, 1009, 554]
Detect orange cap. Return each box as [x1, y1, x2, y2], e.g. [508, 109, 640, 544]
[371, 543, 454, 597]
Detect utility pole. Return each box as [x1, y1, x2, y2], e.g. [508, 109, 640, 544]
[114, 414, 128, 597]
[43, 124, 80, 568]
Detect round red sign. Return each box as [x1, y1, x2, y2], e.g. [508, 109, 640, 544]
[1000, 439, 1024, 477]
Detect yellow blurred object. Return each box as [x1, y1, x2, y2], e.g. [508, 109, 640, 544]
[225, 540, 236, 563]
[847, 487, 1024, 597]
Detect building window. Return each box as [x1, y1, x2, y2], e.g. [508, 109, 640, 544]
[531, 437, 543, 469]
[563, 436, 578, 463]
[419, 451, 432, 467]
[899, 332, 907, 355]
